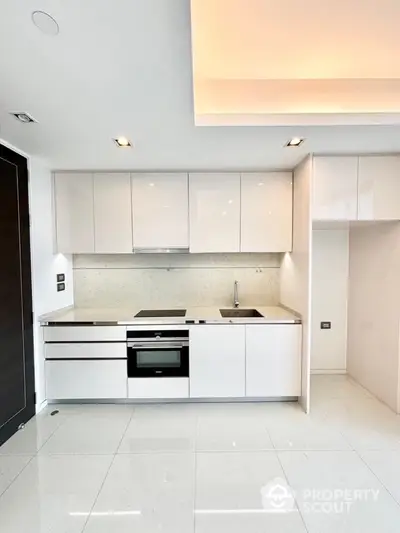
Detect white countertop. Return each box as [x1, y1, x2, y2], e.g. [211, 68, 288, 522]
[39, 305, 301, 325]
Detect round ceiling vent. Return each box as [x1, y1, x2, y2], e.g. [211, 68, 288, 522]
[31, 11, 59, 36]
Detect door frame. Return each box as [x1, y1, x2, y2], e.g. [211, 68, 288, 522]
[0, 143, 35, 447]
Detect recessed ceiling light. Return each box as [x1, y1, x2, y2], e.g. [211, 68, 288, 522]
[11, 112, 37, 123]
[113, 137, 132, 147]
[32, 11, 59, 36]
[285, 137, 305, 147]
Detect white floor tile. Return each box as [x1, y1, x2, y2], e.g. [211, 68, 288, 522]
[83, 453, 195, 533]
[195, 452, 307, 532]
[311, 375, 372, 400]
[0, 410, 68, 455]
[2, 376, 400, 533]
[50, 403, 134, 418]
[267, 418, 351, 451]
[39, 409, 132, 455]
[279, 450, 400, 533]
[196, 408, 274, 451]
[118, 405, 197, 453]
[346, 419, 400, 451]
[359, 450, 400, 504]
[0, 455, 32, 496]
[0, 454, 112, 533]
[262, 402, 307, 424]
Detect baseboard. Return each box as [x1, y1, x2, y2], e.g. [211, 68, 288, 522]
[48, 397, 299, 405]
[35, 399, 48, 414]
[311, 369, 347, 375]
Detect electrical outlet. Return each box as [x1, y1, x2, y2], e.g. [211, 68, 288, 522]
[57, 273, 65, 282]
[57, 282, 65, 292]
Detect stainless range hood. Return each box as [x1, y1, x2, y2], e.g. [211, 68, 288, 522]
[133, 247, 190, 254]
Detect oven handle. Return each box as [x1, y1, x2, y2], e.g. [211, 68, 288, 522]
[127, 342, 188, 349]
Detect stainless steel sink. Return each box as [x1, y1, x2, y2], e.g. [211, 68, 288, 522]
[219, 309, 264, 318]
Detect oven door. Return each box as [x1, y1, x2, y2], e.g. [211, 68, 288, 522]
[127, 342, 189, 378]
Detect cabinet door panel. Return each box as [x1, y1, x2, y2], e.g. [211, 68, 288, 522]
[189, 173, 240, 253]
[189, 325, 245, 397]
[313, 157, 358, 220]
[54, 173, 94, 253]
[241, 173, 292, 252]
[46, 360, 127, 399]
[132, 173, 188, 249]
[246, 325, 301, 397]
[94, 173, 132, 253]
[358, 156, 400, 220]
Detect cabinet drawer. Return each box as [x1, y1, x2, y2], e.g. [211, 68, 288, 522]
[128, 378, 189, 399]
[45, 343, 126, 360]
[43, 326, 126, 342]
[45, 360, 127, 400]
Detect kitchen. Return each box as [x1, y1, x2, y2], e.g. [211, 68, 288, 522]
[41, 170, 303, 405]
[3, 1, 400, 532]
[37, 155, 400, 415]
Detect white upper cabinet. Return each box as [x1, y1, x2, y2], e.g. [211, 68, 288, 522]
[189, 173, 240, 253]
[358, 156, 400, 221]
[54, 173, 95, 253]
[312, 156, 358, 220]
[131, 173, 189, 250]
[241, 172, 293, 252]
[94, 173, 132, 253]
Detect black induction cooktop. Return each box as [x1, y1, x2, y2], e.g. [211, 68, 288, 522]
[134, 309, 187, 318]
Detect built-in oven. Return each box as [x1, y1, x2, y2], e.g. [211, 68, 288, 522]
[127, 329, 189, 378]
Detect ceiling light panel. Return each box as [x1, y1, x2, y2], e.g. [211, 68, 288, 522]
[11, 112, 37, 123]
[113, 137, 132, 147]
[285, 137, 304, 147]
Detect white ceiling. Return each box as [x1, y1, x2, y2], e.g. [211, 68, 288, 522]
[1, 0, 400, 171]
[192, 0, 400, 80]
[191, 0, 400, 124]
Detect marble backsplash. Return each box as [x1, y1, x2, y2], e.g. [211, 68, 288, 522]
[73, 253, 282, 308]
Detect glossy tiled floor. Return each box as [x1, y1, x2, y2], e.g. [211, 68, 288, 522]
[2, 376, 400, 532]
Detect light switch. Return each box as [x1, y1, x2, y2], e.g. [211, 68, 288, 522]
[320, 321, 331, 329]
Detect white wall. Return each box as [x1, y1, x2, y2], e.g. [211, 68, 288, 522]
[73, 253, 281, 308]
[28, 158, 74, 407]
[280, 156, 312, 412]
[311, 228, 349, 373]
[347, 222, 400, 412]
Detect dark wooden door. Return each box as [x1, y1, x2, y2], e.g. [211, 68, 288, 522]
[0, 144, 35, 447]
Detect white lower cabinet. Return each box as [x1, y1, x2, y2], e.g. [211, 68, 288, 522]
[43, 326, 126, 342]
[189, 325, 245, 398]
[245, 325, 302, 397]
[45, 342, 126, 360]
[46, 360, 127, 400]
[128, 378, 189, 399]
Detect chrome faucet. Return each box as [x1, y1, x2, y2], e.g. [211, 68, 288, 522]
[233, 280, 239, 308]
